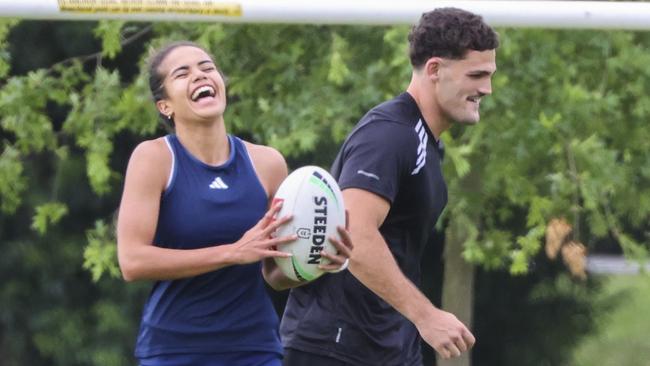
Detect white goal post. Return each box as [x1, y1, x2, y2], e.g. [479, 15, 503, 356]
[1, 0, 650, 30]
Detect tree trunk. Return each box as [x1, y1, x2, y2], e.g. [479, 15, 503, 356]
[437, 222, 475, 366]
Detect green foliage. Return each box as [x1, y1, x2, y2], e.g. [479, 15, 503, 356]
[114, 72, 160, 135]
[474, 265, 603, 366]
[94, 20, 125, 59]
[0, 19, 18, 80]
[65, 68, 123, 195]
[0, 145, 26, 213]
[511, 226, 545, 274]
[443, 28, 650, 274]
[571, 275, 650, 366]
[0, 19, 18, 79]
[31, 202, 68, 235]
[0, 225, 143, 366]
[1, 18, 650, 366]
[0, 70, 58, 153]
[328, 33, 351, 86]
[83, 220, 121, 282]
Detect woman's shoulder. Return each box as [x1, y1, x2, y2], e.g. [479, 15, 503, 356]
[130, 137, 171, 161]
[125, 137, 173, 185]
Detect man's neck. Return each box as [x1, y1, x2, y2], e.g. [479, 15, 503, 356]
[405, 74, 449, 140]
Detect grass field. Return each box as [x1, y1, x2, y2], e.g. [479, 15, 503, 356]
[571, 274, 650, 366]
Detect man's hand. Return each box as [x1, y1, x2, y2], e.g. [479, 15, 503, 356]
[319, 225, 353, 273]
[416, 308, 476, 359]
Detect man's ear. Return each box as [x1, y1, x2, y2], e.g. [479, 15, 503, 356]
[424, 57, 443, 81]
[156, 100, 172, 118]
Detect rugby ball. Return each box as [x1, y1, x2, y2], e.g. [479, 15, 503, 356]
[273, 166, 346, 282]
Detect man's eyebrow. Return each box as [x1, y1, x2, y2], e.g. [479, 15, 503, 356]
[198, 60, 214, 66]
[469, 69, 496, 76]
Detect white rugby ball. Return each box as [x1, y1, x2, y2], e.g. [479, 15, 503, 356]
[273, 166, 346, 282]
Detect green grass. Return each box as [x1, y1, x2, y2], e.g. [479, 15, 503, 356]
[571, 274, 650, 366]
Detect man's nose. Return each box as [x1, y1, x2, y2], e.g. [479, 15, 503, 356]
[479, 78, 492, 96]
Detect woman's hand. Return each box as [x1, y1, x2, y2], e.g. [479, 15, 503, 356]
[230, 202, 296, 265]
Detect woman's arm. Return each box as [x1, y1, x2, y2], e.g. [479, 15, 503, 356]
[244, 142, 353, 290]
[117, 139, 293, 281]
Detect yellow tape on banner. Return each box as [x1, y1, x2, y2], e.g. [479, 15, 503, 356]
[57, 0, 242, 16]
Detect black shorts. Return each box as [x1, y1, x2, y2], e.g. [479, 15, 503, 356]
[283, 348, 352, 366]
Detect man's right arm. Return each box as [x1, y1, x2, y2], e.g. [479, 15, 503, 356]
[343, 187, 475, 360]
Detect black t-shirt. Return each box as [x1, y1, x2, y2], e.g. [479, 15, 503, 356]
[280, 93, 447, 366]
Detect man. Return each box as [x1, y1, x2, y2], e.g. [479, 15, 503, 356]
[280, 7, 498, 366]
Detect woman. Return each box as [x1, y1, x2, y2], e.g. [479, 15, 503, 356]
[117, 41, 351, 366]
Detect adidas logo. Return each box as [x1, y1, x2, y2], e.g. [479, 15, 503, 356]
[209, 176, 229, 189]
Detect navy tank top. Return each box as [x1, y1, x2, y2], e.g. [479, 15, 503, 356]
[135, 134, 282, 359]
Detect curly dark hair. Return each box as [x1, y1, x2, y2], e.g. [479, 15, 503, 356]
[408, 7, 499, 68]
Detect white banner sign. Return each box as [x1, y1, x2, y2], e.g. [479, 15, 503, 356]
[0, 0, 649, 30]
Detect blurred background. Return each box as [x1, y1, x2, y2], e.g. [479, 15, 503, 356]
[1, 5, 649, 366]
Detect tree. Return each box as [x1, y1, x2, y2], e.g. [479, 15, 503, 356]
[439, 28, 650, 365]
[1, 19, 648, 365]
[0, 20, 406, 365]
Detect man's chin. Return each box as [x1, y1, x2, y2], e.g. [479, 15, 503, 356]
[454, 115, 480, 125]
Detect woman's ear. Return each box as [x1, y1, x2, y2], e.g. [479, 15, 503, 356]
[156, 99, 172, 119]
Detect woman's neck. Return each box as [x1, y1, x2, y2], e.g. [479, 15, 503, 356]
[174, 117, 230, 166]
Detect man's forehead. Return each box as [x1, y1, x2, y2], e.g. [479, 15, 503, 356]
[457, 49, 497, 71]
